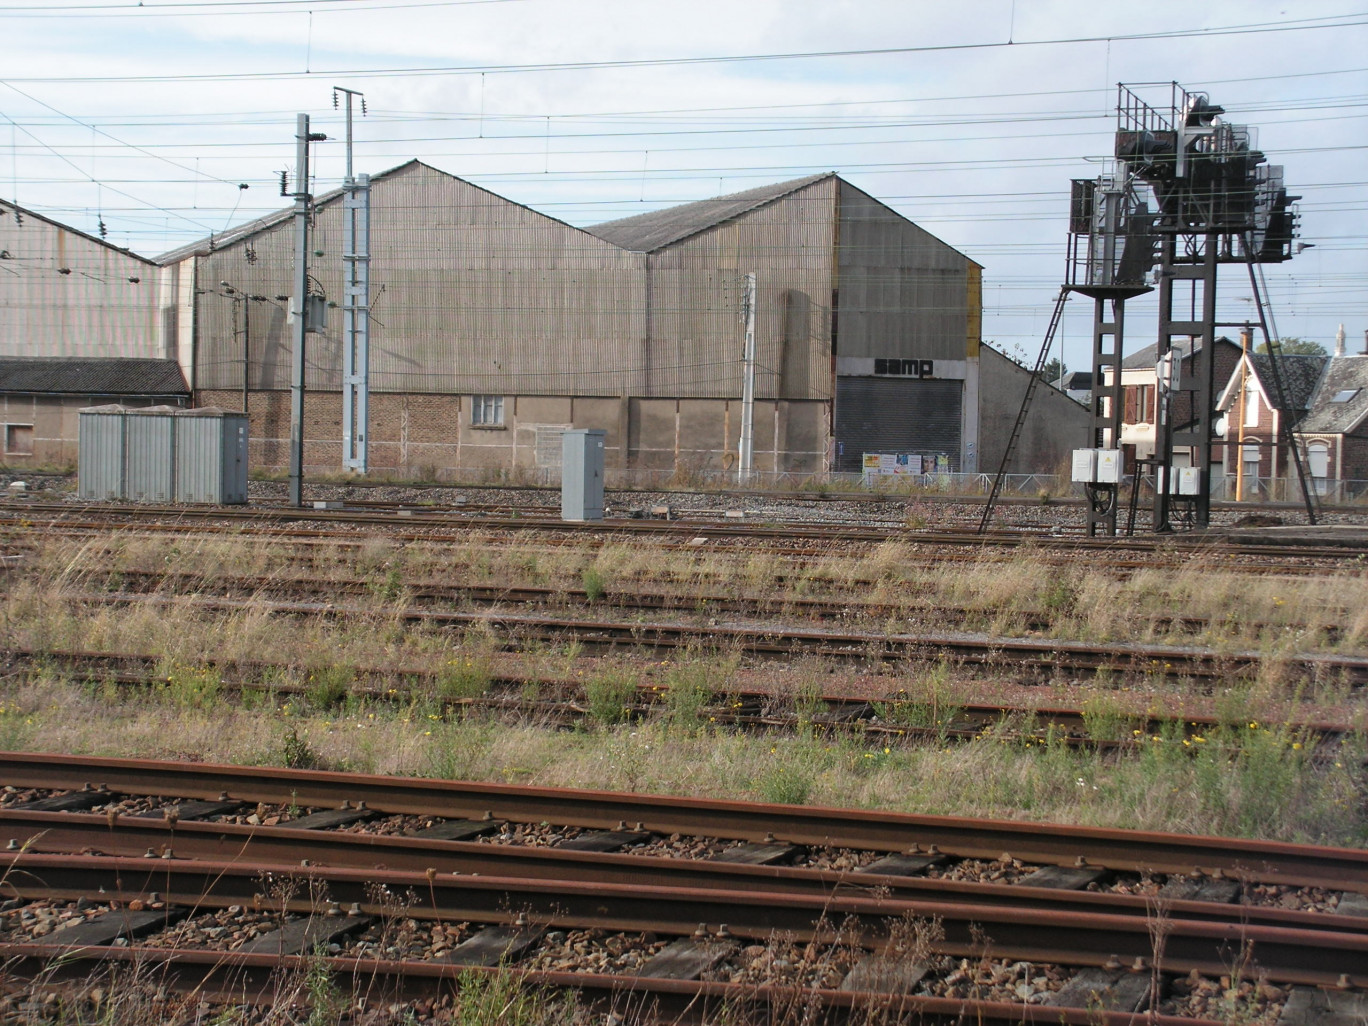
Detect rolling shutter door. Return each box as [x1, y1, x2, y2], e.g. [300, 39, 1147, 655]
[834, 376, 962, 473]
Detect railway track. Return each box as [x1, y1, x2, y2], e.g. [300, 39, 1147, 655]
[38, 566, 1344, 643]
[54, 590, 1368, 684]
[0, 647, 1348, 748]
[3, 499, 1364, 572]
[0, 754, 1365, 1022]
[4, 754, 1365, 891]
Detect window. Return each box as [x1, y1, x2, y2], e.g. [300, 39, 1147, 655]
[1243, 380, 1260, 427]
[5, 424, 33, 456]
[1307, 441, 1329, 478]
[1307, 441, 1330, 495]
[1330, 389, 1361, 404]
[471, 395, 504, 426]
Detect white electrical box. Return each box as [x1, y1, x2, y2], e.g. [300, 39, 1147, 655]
[1070, 449, 1096, 483]
[1095, 449, 1122, 484]
[1157, 466, 1202, 495]
[1072, 448, 1122, 484]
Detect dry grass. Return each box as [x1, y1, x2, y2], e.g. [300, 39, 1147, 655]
[0, 669, 1361, 846]
[2, 529, 1366, 850]
[11, 530, 1366, 652]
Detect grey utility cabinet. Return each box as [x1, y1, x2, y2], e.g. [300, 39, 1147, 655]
[77, 405, 249, 504]
[77, 405, 128, 501]
[561, 429, 605, 521]
[175, 408, 249, 504]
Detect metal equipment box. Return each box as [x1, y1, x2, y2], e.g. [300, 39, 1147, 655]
[561, 429, 605, 522]
[1071, 448, 1122, 484]
[174, 408, 249, 504]
[123, 406, 177, 502]
[77, 405, 128, 500]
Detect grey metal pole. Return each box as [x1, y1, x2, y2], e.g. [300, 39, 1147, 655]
[241, 295, 249, 415]
[738, 271, 756, 484]
[288, 113, 312, 508]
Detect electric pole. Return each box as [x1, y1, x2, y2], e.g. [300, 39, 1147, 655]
[288, 113, 326, 508]
[738, 271, 757, 484]
[335, 87, 371, 473]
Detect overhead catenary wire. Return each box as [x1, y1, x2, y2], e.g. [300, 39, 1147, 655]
[1, 12, 1366, 82]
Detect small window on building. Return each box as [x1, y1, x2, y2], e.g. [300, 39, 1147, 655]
[471, 395, 504, 426]
[1330, 389, 1361, 403]
[1307, 441, 1330, 479]
[5, 424, 34, 456]
[1243, 380, 1260, 427]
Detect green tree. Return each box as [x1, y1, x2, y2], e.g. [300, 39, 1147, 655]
[1039, 357, 1068, 384]
[1255, 337, 1327, 356]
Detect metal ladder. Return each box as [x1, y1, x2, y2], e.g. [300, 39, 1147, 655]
[977, 287, 1070, 534]
[1242, 236, 1318, 526]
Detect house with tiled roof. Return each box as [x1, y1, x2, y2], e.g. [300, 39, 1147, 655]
[1216, 329, 1368, 499]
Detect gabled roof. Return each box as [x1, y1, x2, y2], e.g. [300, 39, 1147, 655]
[1249, 353, 1327, 422]
[1298, 356, 1368, 435]
[154, 159, 619, 266]
[0, 357, 188, 396]
[1121, 336, 1240, 370]
[585, 173, 834, 252]
[154, 159, 424, 265]
[0, 199, 157, 267]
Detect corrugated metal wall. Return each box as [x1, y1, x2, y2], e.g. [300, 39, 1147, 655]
[0, 202, 162, 360]
[124, 411, 175, 501]
[194, 163, 646, 395]
[833, 377, 962, 473]
[77, 410, 126, 499]
[646, 177, 836, 400]
[835, 181, 977, 362]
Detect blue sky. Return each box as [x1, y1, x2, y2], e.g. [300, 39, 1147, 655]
[1, 0, 1364, 373]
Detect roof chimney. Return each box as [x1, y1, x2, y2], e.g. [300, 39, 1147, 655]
[1335, 324, 1345, 357]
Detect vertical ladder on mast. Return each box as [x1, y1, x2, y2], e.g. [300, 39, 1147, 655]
[977, 287, 1070, 534]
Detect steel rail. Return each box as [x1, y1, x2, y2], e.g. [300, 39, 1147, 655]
[5, 499, 1365, 559]
[1, 853, 1364, 987]
[69, 591, 1368, 682]
[1, 809, 1361, 937]
[1, 647, 1349, 747]
[3, 754, 1365, 891]
[83, 567, 1346, 642]
[0, 943, 1230, 1026]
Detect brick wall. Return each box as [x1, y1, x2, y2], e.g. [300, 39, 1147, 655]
[200, 389, 830, 477]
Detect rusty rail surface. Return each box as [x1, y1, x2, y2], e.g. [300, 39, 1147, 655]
[0, 943, 1234, 1026]
[3, 499, 1363, 563]
[0, 647, 1349, 749]
[57, 591, 1368, 682]
[2, 754, 1365, 891]
[0, 852, 1364, 987]
[1, 808, 1361, 937]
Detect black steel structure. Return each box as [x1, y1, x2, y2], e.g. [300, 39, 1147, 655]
[1068, 83, 1310, 534]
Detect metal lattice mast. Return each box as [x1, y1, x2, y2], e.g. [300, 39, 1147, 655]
[336, 88, 371, 474]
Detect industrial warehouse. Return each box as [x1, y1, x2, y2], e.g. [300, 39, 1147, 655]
[3, 164, 1085, 480]
[3, 3, 1368, 1022]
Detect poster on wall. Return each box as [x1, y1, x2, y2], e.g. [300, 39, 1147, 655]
[862, 453, 923, 480]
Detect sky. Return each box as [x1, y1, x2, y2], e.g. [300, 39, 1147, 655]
[0, 0, 1365, 376]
